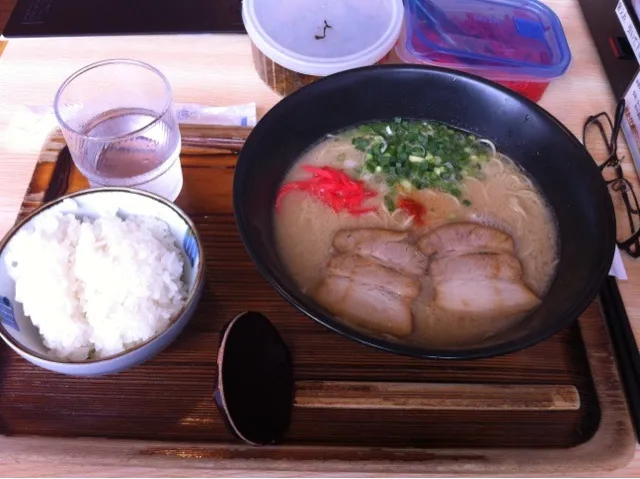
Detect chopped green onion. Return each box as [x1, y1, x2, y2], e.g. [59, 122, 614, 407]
[384, 195, 395, 212]
[351, 119, 490, 195]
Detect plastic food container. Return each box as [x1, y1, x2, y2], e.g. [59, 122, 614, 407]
[242, 0, 404, 96]
[399, 0, 572, 102]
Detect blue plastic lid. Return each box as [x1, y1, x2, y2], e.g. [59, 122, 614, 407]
[404, 0, 571, 79]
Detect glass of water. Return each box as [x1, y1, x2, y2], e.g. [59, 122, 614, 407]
[53, 59, 182, 201]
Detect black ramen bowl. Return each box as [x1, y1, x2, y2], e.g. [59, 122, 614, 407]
[233, 65, 615, 360]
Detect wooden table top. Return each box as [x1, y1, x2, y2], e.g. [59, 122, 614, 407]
[0, 0, 638, 476]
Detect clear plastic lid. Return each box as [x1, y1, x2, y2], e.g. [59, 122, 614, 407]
[242, 0, 404, 76]
[404, 0, 571, 79]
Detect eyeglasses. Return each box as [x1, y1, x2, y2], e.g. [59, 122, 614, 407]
[583, 99, 640, 258]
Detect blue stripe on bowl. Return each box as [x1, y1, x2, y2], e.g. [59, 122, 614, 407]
[0, 296, 19, 331]
[182, 228, 199, 268]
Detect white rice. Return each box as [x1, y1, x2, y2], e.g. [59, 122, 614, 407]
[4, 204, 188, 361]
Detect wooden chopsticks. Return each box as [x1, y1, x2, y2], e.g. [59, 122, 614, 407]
[180, 124, 251, 155]
[294, 381, 580, 411]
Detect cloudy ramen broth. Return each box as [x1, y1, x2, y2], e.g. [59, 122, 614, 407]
[274, 119, 558, 347]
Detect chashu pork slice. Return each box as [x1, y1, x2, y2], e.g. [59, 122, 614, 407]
[418, 222, 515, 258]
[433, 278, 541, 317]
[333, 228, 428, 276]
[429, 252, 524, 283]
[315, 275, 414, 337]
[327, 254, 421, 299]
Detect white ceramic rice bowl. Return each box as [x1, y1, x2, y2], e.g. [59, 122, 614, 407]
[0, 187, 205, 376]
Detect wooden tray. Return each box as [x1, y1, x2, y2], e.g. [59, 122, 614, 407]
[0, 125, 636, 475]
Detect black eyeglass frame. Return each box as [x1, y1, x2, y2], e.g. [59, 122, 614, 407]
[583, 99, 640, 258]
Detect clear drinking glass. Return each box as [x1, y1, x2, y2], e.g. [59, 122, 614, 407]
[53, 59, 182, 201]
